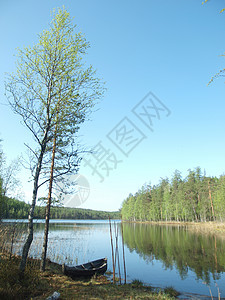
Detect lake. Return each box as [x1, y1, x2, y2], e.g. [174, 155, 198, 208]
[4, 219, 225, 299]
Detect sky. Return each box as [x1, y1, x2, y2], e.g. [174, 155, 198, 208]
[0, 0, 225, 211]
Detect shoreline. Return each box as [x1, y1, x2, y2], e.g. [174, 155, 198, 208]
[1, 252, 220, 300]
[122, 220, 225, 236]
[0, 252, 178, 299]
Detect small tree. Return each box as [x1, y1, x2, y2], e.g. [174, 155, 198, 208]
[0, 175, 3, 221]
[1, 158, 22, 198]
[0, 141, 22, 219]
[5, 7, 104, 273]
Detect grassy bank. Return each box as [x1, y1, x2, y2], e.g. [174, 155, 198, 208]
[184, 221, 225, 235]
[0, 253, 178, 300]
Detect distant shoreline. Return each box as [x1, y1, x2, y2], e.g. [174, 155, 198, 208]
[121, 220, 225, 235]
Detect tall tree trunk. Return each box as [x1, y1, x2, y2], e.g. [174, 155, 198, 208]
[40, 123, 57, 272]
[208, 180, 215, 221]
[19, 141, 47, 273]
[19, 71, 53, 275]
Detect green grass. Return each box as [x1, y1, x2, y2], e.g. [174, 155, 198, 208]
[164, 286, 180, 297]
[0, 255, 44, 300]
[131, 279, 145, 287]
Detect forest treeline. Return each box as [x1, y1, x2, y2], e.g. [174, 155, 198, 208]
[121, 167, 225, 222]
[0, 196, 120, 220]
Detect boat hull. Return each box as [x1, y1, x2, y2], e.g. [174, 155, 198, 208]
[62, 258, 107, 278]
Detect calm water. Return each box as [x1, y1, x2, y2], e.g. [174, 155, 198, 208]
[5, 220, 225, 298]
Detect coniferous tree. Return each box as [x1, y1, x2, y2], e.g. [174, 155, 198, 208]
[121, 168, 225, 222]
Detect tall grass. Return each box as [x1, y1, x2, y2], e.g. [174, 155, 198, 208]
[0, 223, 27, 256]
[0, 223, 43, 299]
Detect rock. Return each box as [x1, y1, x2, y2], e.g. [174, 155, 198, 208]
[46, 291, 60, 300]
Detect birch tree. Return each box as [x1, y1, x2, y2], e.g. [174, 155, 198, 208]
[5, 7, 104, 273]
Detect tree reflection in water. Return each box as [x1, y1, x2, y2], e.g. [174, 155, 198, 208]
[122, 223, 225, 284]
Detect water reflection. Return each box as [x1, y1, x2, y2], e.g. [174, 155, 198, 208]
[122, 223, 225, 284]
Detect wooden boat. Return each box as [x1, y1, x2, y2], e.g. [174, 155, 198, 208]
[62, 258, 107, 278]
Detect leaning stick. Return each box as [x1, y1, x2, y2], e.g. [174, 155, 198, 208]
[109, 217, 115, 283]
[121, 221, 126, 284]
[116, 223, 121, 284]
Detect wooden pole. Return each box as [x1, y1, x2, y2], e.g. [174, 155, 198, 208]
[109, 217, 115, 283]
[116, 223, 121, 284]
[114, 222, 117, 270]
[121, 221, 126, 284]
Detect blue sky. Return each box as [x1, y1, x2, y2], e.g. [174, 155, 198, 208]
[0, 0, 225, 211]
